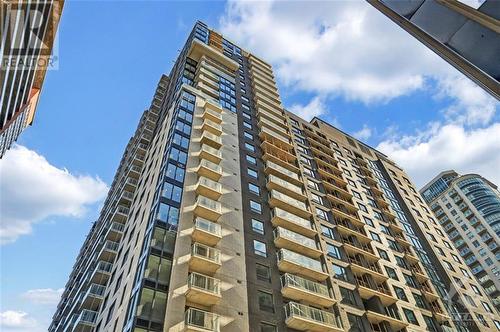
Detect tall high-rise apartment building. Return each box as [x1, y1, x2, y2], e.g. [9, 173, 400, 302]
[0, 0, 64, 157]
[50, 22, 500, 332]
[421, 171, 500, 311]
[367, 0, 500, 100]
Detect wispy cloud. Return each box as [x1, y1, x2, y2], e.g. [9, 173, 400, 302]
[353, 124, 373, 141]
[21, 288, 64, 305]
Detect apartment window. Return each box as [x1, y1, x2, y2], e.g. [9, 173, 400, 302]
[385, 266, 398, 280]
[243, 121, 252, 129]
[413, 293, 426, 309]
[460, 268, 471, 278]
[352, 190, 362, 199]
[245, 142, 255, 152]
[443, 241, 452, 249]
[166, 163, 185, 182]
[248, 183, 260, 195]
[482, 302, 493, 313]
[258, 291, 274, 313]
[253, 240, 267, 257]
[244, 132, 253, 140]
[316, 208, 329, 221]
[307, 179, 319, 190]
[347, 313, 364, 331]
[493, 320, 500, 330]
[347, 179, 357, 188]
[256, 264, 271, 282]
[321, 225, 334, 239]
[370, 231, 381, 243]
[173, 133, 189, 148]
[464, 294, 476, 307]
[246, 155, 257, 165]
[363, 216, 374, 227]
[326, 244, 341, 259]
[260, 322, 276, 332]
[250, 200, 262, 214]
[380, 224, 390, 235]
[242, 112, 251, 120]
[252, 219, 264, 234]
[106, 301, 116, 324]
[162, 182, 182, 202]
[403, 308, 418, 325]
[451, 254, 461, 263]
[311, 193, 323, 205]
[247, 168, 258, 178]
[471, 284, 482, 295]
[476, 313, 489, 328]
[395, 256, 407, 269]
[404, 274, 418, 288]
[435, 246, 445, 256]
[358, 203, 368, 213]
[378, 248, 389, 261]
[394, 286, 408, 301]
[332, 264, 348, 281]
[340, 287, 358, 307]
[423, 315, 437, 332]
[443, 261, 455, 272]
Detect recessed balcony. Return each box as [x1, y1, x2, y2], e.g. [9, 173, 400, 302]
[111, 205, 129, 223]
[196, 159, 222, 181]
[356, 278, 396, 306]
[195, 177, 222, 201]
[124, 177, 138, 191]
[284, 302, 343, 332]
[194, 196, 222, 222]
[266, 174, 306, 201]
[200, 119, 222, 136]
[185, 308, 220, 332]
[348, 256, 388, 283]
[200, 131, 222, 149]
[281, 273, 335, 307]
[104, 222, 125, 242]
[118, 190, 134, 205]
[198, 144, 222, 164]
[271, 207, 316, 237]
[277, 248, 329, 281]
[73, 309, 98, 331]
[192, 217, 222, 246]
[80, 284, 106, 311]
[97, 240, 119, 262]
[264, 161, 301, 185]
[366, 310, 409, 331]
[189, 242, 221, 274]
[269, 190, 311, 219]
[90, 261, 112, 284]
[273, 227, 321, 258]
[341, 237, 379, 263]
[186, 272, 221, 305]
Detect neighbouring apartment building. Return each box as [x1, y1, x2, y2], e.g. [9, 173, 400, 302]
[50, 21, 500, 332]
[421, 170, 500, 312]
[0, 0, 64, 157]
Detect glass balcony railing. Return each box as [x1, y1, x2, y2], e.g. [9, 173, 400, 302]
[201, 131, 222, 145]
[185, 308, 220, 332]
[194, 217, 222, 237]
[267, 174, 303, 195]
[278, 249, 323, 272]
[75, 309, 98, 326]
[199, 144, 222, 163]
[188, 272, 220, 295]
[95, 261, 113, 274]
[198, 159, 222, 174]
[281, 273, 331, 299]
[272, 208, 312, 229]
[285, 302, 338, 328]
[197, 177, 222, 193]
[270, 190, 307, 211]
[192, 243, 221, 264]
[274, 227, 317, 250]
[201, 119, 222, 134]
[266, 161, 299, 182]
[103, 240, 119, 252]
[86, 284, 106, 298]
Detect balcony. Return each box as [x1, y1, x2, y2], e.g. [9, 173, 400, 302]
[124, 177, 138, 191]
[185, 308, 219, 332]
[271, 207, 316, 237]
[269, 190, 311, 219]
[420, 282, 440, 301]
[198, 144, 222, 164]
[90, 261, 112, 284]
[73, 309, 98, 331]
[266, 174, 306, 201]
[186, 272, 221, 305]
[189, 242, 221, 274]
[429, 301, 450, 322]
[202, 108, 222, 125]
[366, 310, 408, 331]
[200, 131, 222, 149]
[273, 227, 321, 258]
[256, 108, 285, 128]
[284, 302, 342, 332]
[192, 217, 222, 246]
[80, 284, 105, 311]
[277, 249, 329, 281]
[104, 222, 125, 242]
[348, 256, 387, 283]
[200, 119, 222, 136]
[341, 236, 379, 263]
[195, 177, 222, 201]
[264, 161, 301, 185]
[259, 124, 291, 148]
[281, 273, 335, 307]
[355, 278, 396, 306]
[194, 196, 222, 222]
[334, 219, 370, 243]
[97, 240, 119, 262]
[196, 159, 222, 181]
[118, 190, 134, 205]
[111, 205, 129, 223]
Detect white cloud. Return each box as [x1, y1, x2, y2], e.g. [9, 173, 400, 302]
[0, 145, 109, 244]
[288, 96, 327, 121]
[0, 311, 37, 329]
[220, 0, 449, 104]
[353, 124, 373, 141]
[377, 123, 500, 188]
[21, 288, 63, 305]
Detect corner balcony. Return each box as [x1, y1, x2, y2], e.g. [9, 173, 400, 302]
[194, 196, 222, 222]
[273, 227, 322, 258]
[189, 242, 221, 274]
[281, 273, 335, 307]
[266, 174, 306, 201]
[80, 284, 106, 311]
[186, 272, 221, 305]
[192, 217, 222, 246]
[73, 309, 98, 332]
[90, 261, 112, 284]
[271, 207, 316, 237]
[197, 144, 222, 164]
[200, 131, 222, 149]
[366, 310, 409, 331]
[284, 302, 343, 332]
[195, 176, 222, 201]
[97, 240, 119, 262]
[104, 222, 125, 242]
[200, 119, 223, 136]
[269, 190, 311, 219]
[277, 248, 329, 281]
[264, 161, 301, 185]
[196, 159, 223, 181]
[185, 308, 220, 332]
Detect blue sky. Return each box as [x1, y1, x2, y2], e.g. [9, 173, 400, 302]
[0, 1, 498, 331]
